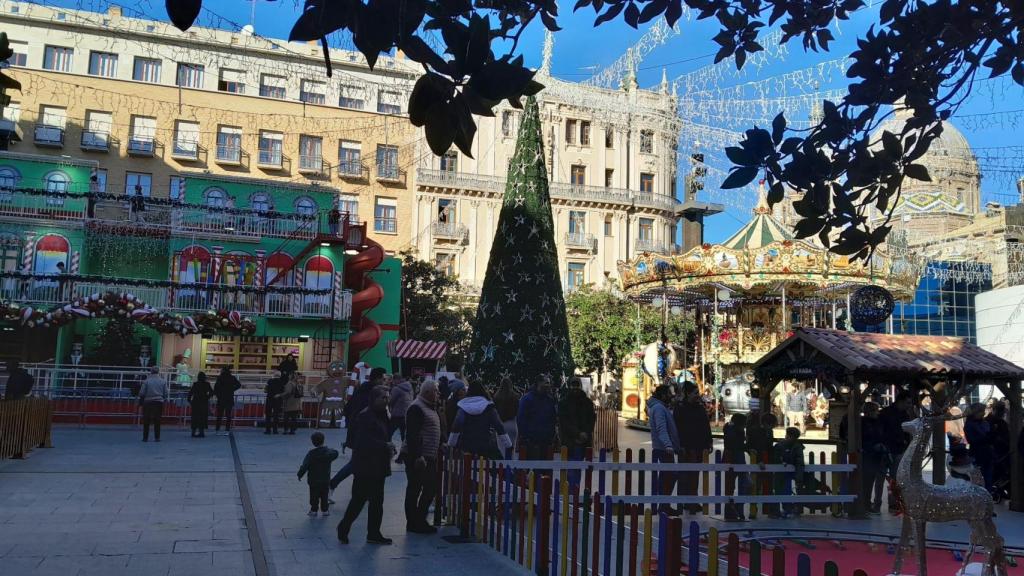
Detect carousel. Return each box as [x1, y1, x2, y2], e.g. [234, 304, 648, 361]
[617, 185, 920, 421]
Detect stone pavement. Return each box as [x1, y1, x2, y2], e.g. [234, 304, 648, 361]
[0, 426, 528, 576]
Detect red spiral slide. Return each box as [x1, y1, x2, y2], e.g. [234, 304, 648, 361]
[344, 237, 384, 367]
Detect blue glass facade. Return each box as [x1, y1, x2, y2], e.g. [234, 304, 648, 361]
[856, 261, 992, 342]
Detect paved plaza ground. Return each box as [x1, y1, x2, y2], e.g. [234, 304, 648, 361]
[2, 424, 1024, 576]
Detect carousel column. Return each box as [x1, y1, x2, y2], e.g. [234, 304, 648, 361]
[931, 384, 947, 486]
[846, 372, 864, 517]
[1008, 379, 1023, 512]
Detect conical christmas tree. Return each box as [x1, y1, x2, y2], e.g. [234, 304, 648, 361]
[465, 96, 575, 392]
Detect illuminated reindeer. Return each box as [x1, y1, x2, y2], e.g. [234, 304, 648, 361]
[892, 389, 1007, 576]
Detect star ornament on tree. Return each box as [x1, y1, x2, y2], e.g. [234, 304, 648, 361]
[481, 339, 498, 362]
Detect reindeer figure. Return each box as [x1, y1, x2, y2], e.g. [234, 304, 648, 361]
[893, 413, 1007, 576]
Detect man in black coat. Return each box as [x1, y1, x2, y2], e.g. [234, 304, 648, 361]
[879, 391, 915, 512]
[4, 360, 33, 400]
[673, 382, 712, 514]
[337, 385, 394, 545]
[213, 367, 241, 434]
[264, 370, 286, 434]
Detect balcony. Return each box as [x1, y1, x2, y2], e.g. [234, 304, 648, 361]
[215, 144, 242, 165]
[80, 130, 110, 152]
[0, 118, 23, 143]
[416, 168, 680, 212]
[634, 238, 680, 254]
[33, 125, 64, 147]
[0, 186, 85, 222]
[257, 147, 284, 169]
[432, 221, 468, 242]
[127, 137, 156, 157]
[0, 274, 349, 321]
[374, 217, 397, 234]
[376, 164, 406, 185]
[565, 232, 597, 252]
[171, 140, 200, 161]
[337, 160, 369, 180]
[298, 155, 325, 175]
[171, 206, 318, 241]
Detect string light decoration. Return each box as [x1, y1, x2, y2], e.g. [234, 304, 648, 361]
[850, 285, 896, 325]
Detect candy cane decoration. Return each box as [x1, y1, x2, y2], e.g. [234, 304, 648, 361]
[293, 265, 304, 314]
[21, 232, 35, 272]
[332, 270, 344, 319]
[69, 250, 80, 274]
[254, 249, 266, 288]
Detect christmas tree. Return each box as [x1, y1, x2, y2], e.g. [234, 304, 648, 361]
[465, 96, 575, 392]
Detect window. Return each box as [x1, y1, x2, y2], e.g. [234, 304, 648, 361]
[571, 165, 586, 186]
[6, 41, 26, 67]
[133, 57, 161, 83]
[567, 262, 586, 291]
[339, 194, 359, 223]
[82, 110, 111, 149]
[568, 210, 586, 235]
[440, 150, 458, 173]
[639, 129, 654, 154]
[377, 90, 401, 114]
[125, 172, 152, 196]
[605, 128, 614, 148]
[43, 46, 73, 72]
[259, 74, 286, 99]
[129, 115, 156, 154]
[580, 121, 591, 146]
[249, 193, 270, 212]
[376, 144, 399, 179]
[204, 187, 226, 208]
[176, 63, 204, 88]
[93, 169, 107, 193]
[35, 105, 65, 144]
[604, 169, 614, 188]
[435, 253, 456, 277]
[2, 102, 18, 123]
[44, 172, 69, 206]
[338, 85, 365, 109]
[604, 214, 613, 236]
[299, 135, 323, 171]
[294, 196, 317, 217]
[640, 173, 655, 193]
[216, 126, 242, 163]
[218, 69, 246, 94]
[338, 140, 362, 176]
[300, 80, 326, 105]
[638, 217, 654, 241]
[41, 105, 67, 129]
[258, 131, 283, 166]
[501, 111, 514, 137]
[169, 175, 185, 201]
[0, 167, 16, 203]
[438, 198, 456, 223]
[565, 119, 577, 145]
[88, 51, 117, 77]
[173, 121, 200, 159]
[374, 197, 397, 233]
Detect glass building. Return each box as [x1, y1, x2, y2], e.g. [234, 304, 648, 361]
[856, 261, 992, 342]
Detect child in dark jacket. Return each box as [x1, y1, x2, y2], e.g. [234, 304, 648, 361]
[299, 431, 339, 516]
[723, 413, 749, 520]
[770, 426, 805, 518]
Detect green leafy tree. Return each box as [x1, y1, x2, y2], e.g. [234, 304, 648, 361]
[566, 285, 693, 382]
[399, 250, 475, 364]
[465, 96, 574, 391]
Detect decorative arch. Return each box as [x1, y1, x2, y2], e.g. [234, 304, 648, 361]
[43, 170, 70, 206]
[294, 195, 317, 217]
[0, 166, 20, 202]
[265, 252, 294, 286]
[250, 192, 271, 213]
[222, 250, 255, 286]
[303, 255, 333, 313]
[178, 245, 211, 283]
[33, 234, 70, 274]
[204, 187, 227, 208]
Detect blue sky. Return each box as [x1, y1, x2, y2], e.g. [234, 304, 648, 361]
[56, 1, 1024, 243]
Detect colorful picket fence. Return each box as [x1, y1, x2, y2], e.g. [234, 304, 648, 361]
[434, 448, 861, 576]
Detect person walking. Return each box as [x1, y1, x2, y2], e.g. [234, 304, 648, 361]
[188, 372, 213, 438]
[859, 402, 888, 514]
[880, 391, 915, 512]
[330, 368, 386, 494]
[279, 372, 304, 434]
[404, 380, 442, 533]
[448, 380, 512, 460]
[517, 377, 557, 461]
[264, 370, 286, 434]
[493, 377, 520, 449]
[784, 383, 808, 434]
[722, 413, 749, 520]
[647, 384, 680, 515]
[771, 427, 806, 518]
[388, 376, 414, 443]
[3, 360, 34, 400]
[674, 381, 712, 514]
[965, 402, 995, 492]
[337, 385, 394, 545]
[213, 367, 241, 434]
[278, 352, 298, 378]
[747, 412, 777, 507]
[138, 366, 168, 442]
[298, 431, 339, 517]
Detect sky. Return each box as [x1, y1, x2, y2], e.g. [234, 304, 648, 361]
[51, 0, 1024, 244]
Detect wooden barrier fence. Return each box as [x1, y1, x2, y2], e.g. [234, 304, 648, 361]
[0, 397, 53, 459]
[435, 447, 859, 576]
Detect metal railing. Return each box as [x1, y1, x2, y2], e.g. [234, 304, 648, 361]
[171, 206, 317, 240]
[432, 221, 468, 241]
[565, 232, 597, 251]
[171, 141, 199, 160]
[33, 125, 64, 147]
[257, 147, 283, 167]
[635, 237, 678, 254]
[337, 160, 368, 179]
[417, 168, 680, 211]
[376, 164, 404, 182]
[299, 154, 324, 173]
[80, 130, 110, 151]
[0, 189, 85, 221]
[216, 144, 242, 163]
[374, 217, 398, 233]
[127, 137, 155, 156]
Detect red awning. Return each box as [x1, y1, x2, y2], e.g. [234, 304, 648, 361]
[388, 340, 448, 360]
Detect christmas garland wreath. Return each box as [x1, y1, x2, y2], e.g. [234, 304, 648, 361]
[1, 291, 257, 336]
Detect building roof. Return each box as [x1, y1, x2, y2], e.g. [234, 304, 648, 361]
[754, 327, 1024, 380]
[721, 183, 795, 250]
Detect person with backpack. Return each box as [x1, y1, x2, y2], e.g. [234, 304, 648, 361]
[448, 380, 512, 460]
[517, 377, 557, 460]
[278, 372, 304, 434]
[770, 427, 806, 518]
[213, 367, 241, 435]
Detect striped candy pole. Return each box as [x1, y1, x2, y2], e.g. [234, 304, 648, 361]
[254, 250, 266, 288]
[69, 250, 80, 274]
[22, 232, 35, 271]
[332, 270, 344, 319]
[211, 246, 223, 309]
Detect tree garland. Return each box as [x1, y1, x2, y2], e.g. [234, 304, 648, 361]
[1, 290, 257, 336]
[0, 273, 331, 296]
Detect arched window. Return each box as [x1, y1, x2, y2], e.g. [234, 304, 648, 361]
[204, 187, 227, 208]
[0, 167, 18, 203]
[265, 252, 294, 286]
[221, 251, 254, 288]
[33, 234, 69, 275]
[250, 192, 271, 213]
[294, 196, 317, 217]
[302, 255, 333, 313]
[177, 245, 211, 284]
[44, 171, 69, 206]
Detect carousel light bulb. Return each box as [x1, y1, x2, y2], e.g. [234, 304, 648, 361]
[652, 297, 664, 308]
[717, 288, 732, 301]
[671, 306, 682, 316]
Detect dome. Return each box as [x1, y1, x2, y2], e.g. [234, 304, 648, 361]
[872, 107, 979, 179]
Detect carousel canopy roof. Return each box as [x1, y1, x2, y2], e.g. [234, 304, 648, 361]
[755, 328, 1024, 380]
[721, 196, 794, 251]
